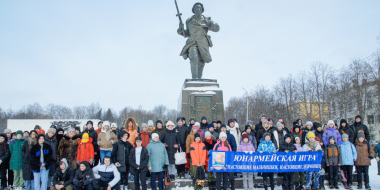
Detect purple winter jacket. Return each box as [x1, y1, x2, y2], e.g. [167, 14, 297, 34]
[322, 127, 342, 146]
[238, 141, 256, 152]
[294, 144, 303, 152]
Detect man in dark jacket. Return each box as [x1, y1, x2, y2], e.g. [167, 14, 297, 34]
[111, 130, 133, 190]
[200, 116, 209, 131]
[339, 119, 355, 144]
[350, 115, 371, 142]
[220, 124, 237, 151]
[51, 158, 74, 190]
[129, 136, 149, 190]
[256, 119, 274, 146]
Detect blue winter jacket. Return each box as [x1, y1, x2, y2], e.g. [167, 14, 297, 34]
[339, 141, 357, 166]
[257, 139, 276, 153]
[226, 131, 237, 151]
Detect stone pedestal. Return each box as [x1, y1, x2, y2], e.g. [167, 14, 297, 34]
[178, 79, 224, 123]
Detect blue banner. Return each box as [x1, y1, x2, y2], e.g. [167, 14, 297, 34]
[208, 151, 323, 173]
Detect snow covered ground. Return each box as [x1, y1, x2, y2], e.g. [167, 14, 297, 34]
[172, 159, 380, 190]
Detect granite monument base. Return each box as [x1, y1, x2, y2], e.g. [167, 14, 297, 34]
[178, 79, 224, 123]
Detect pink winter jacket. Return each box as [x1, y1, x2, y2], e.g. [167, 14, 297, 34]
[213, 140, 231, 151]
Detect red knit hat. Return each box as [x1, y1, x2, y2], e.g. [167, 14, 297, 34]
[37, 129, 45, 135]
[315, 136, 321, 143]
[242, 133, 249, 140]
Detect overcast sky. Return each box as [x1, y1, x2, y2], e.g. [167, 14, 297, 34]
[1, 0, 379, 112]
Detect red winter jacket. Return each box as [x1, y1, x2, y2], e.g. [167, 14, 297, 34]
[140, 131, 150, 148]
[77, 138, 94, 163]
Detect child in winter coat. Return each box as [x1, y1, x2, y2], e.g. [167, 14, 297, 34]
[293, 137, 305, 190]
[302, 132, 322, 190]
[280, 134, 297, 190]
[160, 121, 180, 181]
[323, 120, 342, 146]
[203, 131, 216, 190]
[213, 132, 232, 190]
[190, 133, 206, 190]
[340, 133, 357, 189]
[324, 136, 342, 189]
[207, 124, 219, 141]
[92, 156, 120, 190]
[375, 140, 380, 175]
[355, 130, 375, 189]
[257, 132, 276, 190]
[51, 158, 75, 190]
[238, 133, 255, 190]
[9, 130, 24, 189]
[77, 133, 95, 165]
[147, 133, 169, 190]
[129, 136, 150, 190]
[139, 123, 151, 148]
[187, 125, 200, 159]
[73, 161, 94, 190]
[244, 125, 257, 150]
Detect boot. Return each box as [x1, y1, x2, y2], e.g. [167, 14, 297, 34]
[365, 183, 371, 190]
[263, 182, 268, 190]
[357, 183, 363, 189]
[230, 181, 235, 190]
[334, 185, 339, 189]
[343, 182, 348, 189]
[170, 174, 175, 181]
[295, 182, 300, 190]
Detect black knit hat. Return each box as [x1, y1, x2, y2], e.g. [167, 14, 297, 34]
[194, 133, 201, 139]
[216, 120, 222, 124]
[135, 136, 142, 141]
[220, 124, 227, 129]
[86, 120, 93, 126]
[37, 133, 45, 141]
[118, 130, 130, 140]
[176, 117, 182, 122]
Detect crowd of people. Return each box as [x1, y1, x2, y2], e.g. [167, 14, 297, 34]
[0, 115, 378, 190]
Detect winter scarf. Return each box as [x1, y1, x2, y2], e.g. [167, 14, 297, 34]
[306, 140, 319, 151]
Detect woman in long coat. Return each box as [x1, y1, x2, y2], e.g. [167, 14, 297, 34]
[159, 121, 179, 180]
[57, 128, 80, 169]
[21, 130, 37, 190]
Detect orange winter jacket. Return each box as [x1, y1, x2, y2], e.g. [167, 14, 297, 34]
[190, 141, 206, 165]
[77, 138, 94, 163]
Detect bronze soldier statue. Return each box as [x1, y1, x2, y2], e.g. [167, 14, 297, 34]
[177, 2, 220, 79]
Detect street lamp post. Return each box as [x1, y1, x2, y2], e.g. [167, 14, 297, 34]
[242, 88, 249, 123]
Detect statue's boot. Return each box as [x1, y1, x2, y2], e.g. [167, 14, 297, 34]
[191, 63, 199, 79]
[197, 62, 204, 79]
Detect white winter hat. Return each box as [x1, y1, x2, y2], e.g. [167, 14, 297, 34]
[111, 123, 117, 128]
[148, 120, 154, 127]
[152, 133, 159, 140]
[103, 121, 110, 127]
[194, 122, 200, 127]
[327, 120, 335, 127]
[166, 121, 175, 128]
[205, 131, 212, 138]
[219, 132, 227, 139]
[141, 123, 148, 128]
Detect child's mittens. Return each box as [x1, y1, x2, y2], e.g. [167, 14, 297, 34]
[273, 150, 276, 153]
[309, 150, 313, 153]
[259, 151, 263, 154]
[244, 151, 248, 154]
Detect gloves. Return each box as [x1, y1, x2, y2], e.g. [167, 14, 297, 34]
[259, 151, 263, 154]
[187, 153, 190, 159]
[90, 158, 94, 165]
[76, 160, 80, 165]
[317, 150, 322, 152]
[309, 150, 313, 153]
[273, 150, 276, 153]
[73, 179, 78, 185]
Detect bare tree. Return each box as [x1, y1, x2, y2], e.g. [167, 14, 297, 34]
[73, 106, 87, 119]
